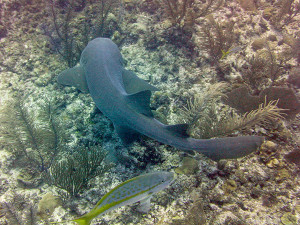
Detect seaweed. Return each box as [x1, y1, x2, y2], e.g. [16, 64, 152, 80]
[0, 93, 67, 173]
[198, 14, 235, 65]
[46, 144, 113, 197]
[43, 0, 120, 67]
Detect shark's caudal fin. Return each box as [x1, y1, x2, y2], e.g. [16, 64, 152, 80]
[189, 135, 264, 161]
[57, 66, 89, 93]
[122, 69, 159, 94]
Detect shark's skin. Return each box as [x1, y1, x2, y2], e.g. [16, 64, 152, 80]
[58, 38, 264, 161]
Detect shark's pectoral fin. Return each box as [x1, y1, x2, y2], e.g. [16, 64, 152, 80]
[57, 66, 89, 93]
[122, 69, 159, 94]
[114, 124, 140, 145]
[126, 90, 154, 117]
[165, 124, 190, 138]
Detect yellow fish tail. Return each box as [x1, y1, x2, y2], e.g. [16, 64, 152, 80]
[72, 217, 92, 225]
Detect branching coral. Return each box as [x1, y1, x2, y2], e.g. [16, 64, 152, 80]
[43, 0, 120, 67]
[240, 43, 287, 91]
[0, 93, 66, 172]
[157, 0, 223, 30]
[46, 144, 113, 197]
[198, 14, 235, 64]
[267, 0, 300, 30]
[155, 0, 223, 48]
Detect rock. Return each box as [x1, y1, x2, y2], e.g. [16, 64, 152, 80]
[174, 157, 199, 175]
[266, 158, 281, 168]
[252, 38, 266, 51]
[17, 178, 43, 189]
[285, 149, 300, 167]
[238, 0, 257, 11]
[281, 212, 297, 225]
[222, 179, 238, 193]
[260, 141, 277, 151]
[276, 169, 290, 182]
[283, 35, 296, 47]
[0, 24, 7, 39]
[268, 34, 277, 42]
[37, 193, 62, 219]
[288, 67, 300, 88]
[263, 7, 275, 20]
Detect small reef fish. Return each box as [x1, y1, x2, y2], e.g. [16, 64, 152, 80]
[221, 46, 243, 59]
[58, 38, 263, 160]
[54, 171, 175, 225]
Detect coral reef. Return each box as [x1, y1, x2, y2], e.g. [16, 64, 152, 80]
[0, 0, 299, 224]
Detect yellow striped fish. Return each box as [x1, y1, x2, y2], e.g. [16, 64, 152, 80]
[55, 171, 174, 225]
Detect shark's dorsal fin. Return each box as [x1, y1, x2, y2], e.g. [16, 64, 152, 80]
[122, 69, 159, 94]
[165, 124, 190, 138]
[114, 124, 140, 145]
[57, 66, 89, 93]
[126, 90, 154, 117]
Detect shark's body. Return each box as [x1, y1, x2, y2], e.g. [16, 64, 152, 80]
[58, 38, 263, 160]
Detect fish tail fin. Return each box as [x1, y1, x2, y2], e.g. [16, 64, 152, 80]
[50, 219, 72, 224]
[72, 217, 92, 225]
[221, 49, 227, 59]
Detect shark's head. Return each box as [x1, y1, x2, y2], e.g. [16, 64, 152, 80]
[80, 38, 122, 67]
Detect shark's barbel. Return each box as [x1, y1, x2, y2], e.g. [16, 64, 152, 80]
[58, 38, 264, 160]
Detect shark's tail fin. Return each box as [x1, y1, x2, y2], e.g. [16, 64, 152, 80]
[188, 136, 264, 161]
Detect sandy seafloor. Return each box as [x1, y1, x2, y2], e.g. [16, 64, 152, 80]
[0, 0, 299, 224]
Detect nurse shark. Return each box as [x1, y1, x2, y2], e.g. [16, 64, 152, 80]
[57, 38, 263, 160]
